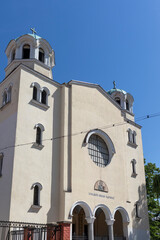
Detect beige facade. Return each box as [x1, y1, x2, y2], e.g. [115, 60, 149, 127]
[0, 33, 150, 240]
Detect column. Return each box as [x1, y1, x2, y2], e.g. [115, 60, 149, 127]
[106, 219, 114, 240]
[85, 217, 95, 240]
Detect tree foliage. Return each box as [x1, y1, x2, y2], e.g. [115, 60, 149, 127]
[145, 160, 160, 239]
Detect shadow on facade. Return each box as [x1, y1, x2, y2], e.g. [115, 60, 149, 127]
[129, 183, 150, 240]
[47, 88, 62, 223]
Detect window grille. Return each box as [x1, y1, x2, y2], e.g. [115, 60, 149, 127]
[88, 134, 109, 167]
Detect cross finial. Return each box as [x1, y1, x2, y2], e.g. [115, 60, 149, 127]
[113, 81, 116, 89]
[30, 27, 37, 35]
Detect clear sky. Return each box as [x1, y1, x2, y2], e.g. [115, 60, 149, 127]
[0, 0, 160, 167]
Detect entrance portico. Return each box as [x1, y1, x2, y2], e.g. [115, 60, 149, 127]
[69, 202, 130, 240]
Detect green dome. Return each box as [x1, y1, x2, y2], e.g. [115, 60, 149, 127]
[15, 33, 41, 41]
[107, 88, 127, 95]
[27, 33, 42, 39]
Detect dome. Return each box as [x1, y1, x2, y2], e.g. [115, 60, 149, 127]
[15, 33, 42, 41]
[5, 30, 55, 79]
[107, 82, 134, 114]
[107, 88, 127, 95]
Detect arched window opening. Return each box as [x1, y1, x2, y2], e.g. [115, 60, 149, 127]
[72, 206, 88, 239]
[94, 208, 108, 239]
[0, 153, 3, 177]
[115, 97, 121, 105]
[88, 134, 109, 167]
[113, 211, 124, 238]
[135, 202, 140, 218]
[39, 48, 44, 63]
[36, 127, 42, 145]
[8, 86, 12, 102]
[41, 90, 47, 104]
[33, 86, 37, 101]
[12, 49, 15, 61]
[132, 131, 136, 144]
[131, 159, 137, 177]
[126, 100, 129, 111]
[22, 44, 30, 59]
[34, 185, 39, 206]
[3, 91, 7, 105]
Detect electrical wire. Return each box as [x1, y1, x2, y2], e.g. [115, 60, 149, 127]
[0, 111, 160, 152]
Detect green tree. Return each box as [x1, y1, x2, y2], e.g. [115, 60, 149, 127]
[145, 160, 160, 239]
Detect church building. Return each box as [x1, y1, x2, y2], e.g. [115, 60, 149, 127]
[0, 31, 150, 240]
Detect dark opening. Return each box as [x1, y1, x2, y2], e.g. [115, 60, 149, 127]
[115, 97, 121, 105]
[126, 100, 129, 111]
[39, 48, 44, 63]
[3, 92, 7, 104]
[0, 156, 3, 177]
[34, 185, 39, 205]
[33, 86, 37, 101]
[23, 44, 30, 59]
[132, 133, 135, 144]
[41, 90, 47, 104]
[132, 161, 136, 174]
[12, 50, 15, 61]
[36, 127, 41, 145]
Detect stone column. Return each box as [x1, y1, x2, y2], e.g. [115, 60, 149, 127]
[106, 219, 114, 240]
[85, 217, 95, 240]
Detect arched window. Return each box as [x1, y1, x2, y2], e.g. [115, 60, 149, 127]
[34, 123, 45, 147]
[88, 134, 109, 167]
[36, 127, 42, 145]
[41, 90, 47, 104]
[40, 87, 50, 106]
[0, 153, 3, 177]
[39, 48, 44, 63]
[132, 131, 137, 144]
[8, 86, 12, 102]
[126, 99, 129, 111]
[115, 97, 121, 105]
[2, 91, 7, 105]
[31, 183, 42, 207]
[34, 185, 39, 205]
[131, 159, 137, 177]
[22, 44, 30, 59]
[33, 86, 37, 101]
[12, 49, 15, 61]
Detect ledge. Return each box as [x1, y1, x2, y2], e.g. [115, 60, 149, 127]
[131, 173, 138, 178]
[127, 141, 138, 148]
[32, 142, 44, 150]
[0, 100, 11, 110]
[31, 205, 42, 210]
[30, 99, 49, 111]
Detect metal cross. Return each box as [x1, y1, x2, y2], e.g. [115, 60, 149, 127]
[113, 81, 116, 89]
[30, 28, 37, 35]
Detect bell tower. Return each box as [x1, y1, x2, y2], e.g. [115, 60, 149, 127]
[5, 29, 55, 79]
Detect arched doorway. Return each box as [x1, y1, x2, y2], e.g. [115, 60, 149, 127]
[94, 208, 109, 240]
[113, 211, 124, 239]
[113, 207, 129, 240]
[72, 206, 88, 240]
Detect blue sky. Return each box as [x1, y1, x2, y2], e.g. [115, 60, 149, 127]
[0, 0, 160, 167]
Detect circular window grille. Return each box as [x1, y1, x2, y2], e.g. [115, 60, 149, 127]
[88, 134, 109, 167]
